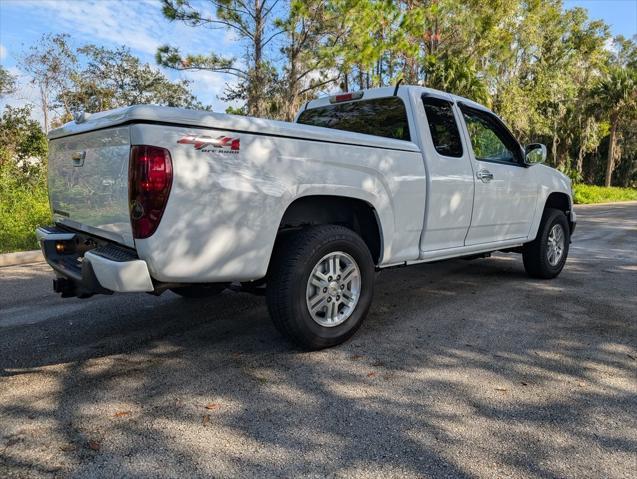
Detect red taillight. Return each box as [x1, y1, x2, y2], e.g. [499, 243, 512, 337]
[129, 145, 173, 239]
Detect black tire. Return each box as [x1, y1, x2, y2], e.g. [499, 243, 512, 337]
[266, 225, 375, 350]
[523, 208, 570, 279]
[170, 283, 227, 298]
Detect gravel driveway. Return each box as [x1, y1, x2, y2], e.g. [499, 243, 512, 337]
[1, 203, 635, 478]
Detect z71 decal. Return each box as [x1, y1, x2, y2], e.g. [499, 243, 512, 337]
[178, 134, 240, 153]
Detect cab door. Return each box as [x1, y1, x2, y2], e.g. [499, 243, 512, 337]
[459, 104, 538, 245]
[418, 94, 475, 252]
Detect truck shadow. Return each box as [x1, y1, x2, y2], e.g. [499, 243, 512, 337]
[1, 252, 635, 478]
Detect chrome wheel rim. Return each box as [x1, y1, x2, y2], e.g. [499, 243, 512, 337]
[305, 251, 361, 328]
[547, 224, 565, 266]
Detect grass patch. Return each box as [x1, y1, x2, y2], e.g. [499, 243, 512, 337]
[573, 184, 637, 204]
[0, 169, 51, 254]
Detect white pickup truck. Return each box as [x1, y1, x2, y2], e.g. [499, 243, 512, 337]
[38, 85, 575, 349]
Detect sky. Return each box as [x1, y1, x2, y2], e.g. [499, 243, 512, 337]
[1, 0, 636, 122]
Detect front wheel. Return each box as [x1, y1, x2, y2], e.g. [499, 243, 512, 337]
[266, 225, 375, 350]
[523, 208, 570, 279]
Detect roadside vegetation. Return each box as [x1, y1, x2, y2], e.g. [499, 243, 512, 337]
[573, 184, 637, 204]
[0, 106, 50, 254]
[1, 0, 636, 253]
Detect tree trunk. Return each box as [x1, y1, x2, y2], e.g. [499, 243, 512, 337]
[40, 84, 49, 134]
[576, 116, 590, 176]
[249, 0, 264, 117]
[605, 120, 618, 187]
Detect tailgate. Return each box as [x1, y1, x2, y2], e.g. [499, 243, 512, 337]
[48, 126, 134, 247]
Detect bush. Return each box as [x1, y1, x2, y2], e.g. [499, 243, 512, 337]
[0, 163, 51, 254]
[573, 184, 637, 204]
[0, 105, 51, 253]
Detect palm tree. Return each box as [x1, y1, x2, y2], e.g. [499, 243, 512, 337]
[592, 67, 637, 187]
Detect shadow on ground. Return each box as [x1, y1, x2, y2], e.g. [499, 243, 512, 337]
[0, 205, 635, 478]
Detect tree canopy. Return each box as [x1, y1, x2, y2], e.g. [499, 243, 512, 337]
[157, 0, 636, 186]
[3, 1, 636, 187]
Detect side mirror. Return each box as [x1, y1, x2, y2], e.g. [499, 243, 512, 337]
[525, 143, 547, 165]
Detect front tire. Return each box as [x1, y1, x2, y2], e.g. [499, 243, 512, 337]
[266, 225, 375, 350]
[523, 208, 570, 279]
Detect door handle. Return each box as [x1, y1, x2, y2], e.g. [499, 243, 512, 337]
[476, 169, 493, 183]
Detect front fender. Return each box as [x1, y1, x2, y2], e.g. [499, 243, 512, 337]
[528, 166, 574, 241]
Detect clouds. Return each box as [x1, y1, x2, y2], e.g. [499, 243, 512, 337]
[18, 0, 163, 56]
[14, 0, 233, 60]
[1, 0, 246, 113]
[179, 70, 242, 112]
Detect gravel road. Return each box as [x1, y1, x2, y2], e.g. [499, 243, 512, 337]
[1, 203, 636, 478]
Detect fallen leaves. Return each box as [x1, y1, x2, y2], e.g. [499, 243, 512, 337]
[494, 387, 508, 392]
[205, 403, 222, 410]
[202, 415, 210, 426]
[113, 411, 131, 418]
[87, 440, 101, 451]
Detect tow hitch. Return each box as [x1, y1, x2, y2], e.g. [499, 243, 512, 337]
[53, 277, 76, 298]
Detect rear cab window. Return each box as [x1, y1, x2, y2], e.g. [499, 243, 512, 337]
[421, 96, 463, 157]
[297, 97, 411, 141]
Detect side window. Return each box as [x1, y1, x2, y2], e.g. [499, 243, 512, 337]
[422, 97, 463, 157]
[461, 108, 521, 164]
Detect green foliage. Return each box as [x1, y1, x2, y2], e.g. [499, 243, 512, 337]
[0, 66, 17, 98]
[159, 0, 283, 117]
[0, 161, 50, 253]
[0, 105, 51, 253]
[591, 66, 637, 186]
[573, 184, 637, 204]
[20, 33, 77, 132]
[63, 45, 207, 116]
[0, 106, 48, 171]
[156, 45, 238, 75]
[20, 34, 207, 128]
[225, 105, 246, 115]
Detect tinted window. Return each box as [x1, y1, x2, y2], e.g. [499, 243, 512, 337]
[461, 108, 521, 164]
[297, 97, 410, 141]
[422, 97, 463, 157]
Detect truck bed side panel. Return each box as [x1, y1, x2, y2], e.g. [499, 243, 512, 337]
[131, 124, 427, 282]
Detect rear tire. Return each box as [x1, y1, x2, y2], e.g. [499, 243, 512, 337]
[523, 208, 570, 279]
[266, 225, 375, 350]
[170, 283, 227, 298]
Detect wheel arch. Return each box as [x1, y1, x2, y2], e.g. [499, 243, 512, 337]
[273, 195, 384, 265]
[544, 191, 575, 234]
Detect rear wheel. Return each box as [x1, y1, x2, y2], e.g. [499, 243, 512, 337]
[266, 225, 375, 350]
[523, 208, 570, 279]
[170, 283, 227, 298]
